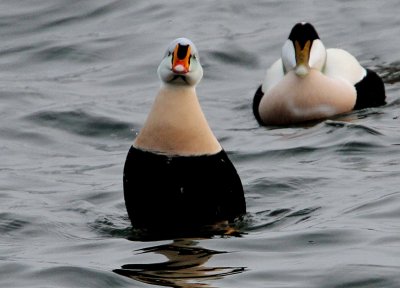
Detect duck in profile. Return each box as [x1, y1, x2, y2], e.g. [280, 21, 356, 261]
[123, 38, 246, 235]
[253, 22, 386, 126]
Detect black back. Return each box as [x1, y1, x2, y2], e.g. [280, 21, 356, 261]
[354, 69, 386, 109]
[252, 85, 264, 125]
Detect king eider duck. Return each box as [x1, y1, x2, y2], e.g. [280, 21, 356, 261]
[123, 38, 246, 233]
[253, 22, 386, 126]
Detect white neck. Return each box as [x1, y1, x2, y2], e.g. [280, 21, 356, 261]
[134, 84, 222, 156]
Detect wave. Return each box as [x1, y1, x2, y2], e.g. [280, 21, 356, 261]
[25, 109, 134, 139]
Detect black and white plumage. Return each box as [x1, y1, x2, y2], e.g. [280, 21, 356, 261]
[253, 22, 386, 126]
[123, 38, 246, 234]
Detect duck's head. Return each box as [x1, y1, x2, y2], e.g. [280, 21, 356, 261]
[157, 38, 203, 87]
[281, 22, 327, 77]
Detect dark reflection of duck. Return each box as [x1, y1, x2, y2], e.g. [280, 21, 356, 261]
[113, 239, 246, 288]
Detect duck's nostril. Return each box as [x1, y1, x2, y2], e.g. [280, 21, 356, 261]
[177, 44, 189, 60]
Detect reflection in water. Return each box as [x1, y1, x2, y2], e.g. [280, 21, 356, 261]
[114, 239, 246, 287]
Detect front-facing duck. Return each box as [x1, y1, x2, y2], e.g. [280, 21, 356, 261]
[123, 38, 246, 235]
[253, 22, 386, 126]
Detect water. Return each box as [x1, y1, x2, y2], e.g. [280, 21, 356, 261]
[1, 0, 400, 287]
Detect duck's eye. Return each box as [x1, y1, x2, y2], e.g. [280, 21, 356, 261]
[168, 51, 172, 56]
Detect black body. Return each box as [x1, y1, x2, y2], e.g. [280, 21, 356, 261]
[354, 69, 386, 109]
[252, 85, 264, 126]
[123, 146, 246, 233]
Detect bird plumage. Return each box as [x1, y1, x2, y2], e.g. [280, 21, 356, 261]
[123, 38, 246, 235]
[253, 22, 386, 126]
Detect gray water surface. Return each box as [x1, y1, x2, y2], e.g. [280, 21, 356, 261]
[1, 1, 400, 287]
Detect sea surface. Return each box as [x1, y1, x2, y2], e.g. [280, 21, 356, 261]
[1, 1, 400, 287]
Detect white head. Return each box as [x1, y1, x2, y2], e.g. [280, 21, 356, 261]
[157, 37, 203, 87]
[281, 22, 327, 77]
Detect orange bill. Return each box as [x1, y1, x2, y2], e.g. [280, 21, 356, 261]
[172, 44, 191, 74]
[295, 40, 311, 66]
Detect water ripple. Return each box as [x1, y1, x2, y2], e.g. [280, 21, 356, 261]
[315, 264, 400, 288]
[33, 44, 103, 63]
[324, 120, 383, 135]
[377, 61, 400, 84]
[0, 213, 30, 234]
[30, 265, 131, 287]
[248, 207, 320, 232]
[206, 48, 259, 68]
[38, 1, 127, 30]
[26, 109, 134, 138]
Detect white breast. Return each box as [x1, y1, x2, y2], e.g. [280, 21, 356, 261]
[259, 69, 357, 125]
